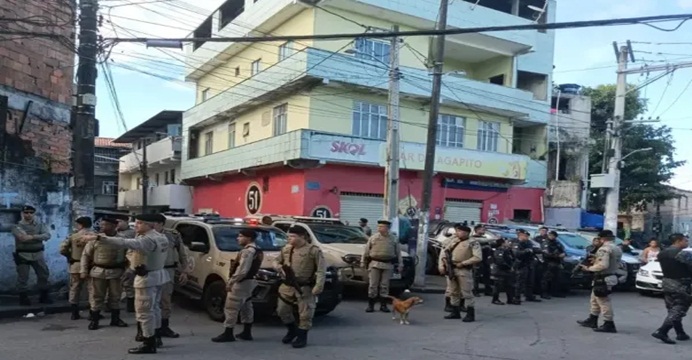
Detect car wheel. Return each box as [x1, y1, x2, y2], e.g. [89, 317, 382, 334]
[203, 280, 227, 322]
[638, 289, 653, 296]
[425, 251, 438, 275]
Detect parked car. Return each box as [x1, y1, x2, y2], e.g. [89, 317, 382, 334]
[635, 260, 663, 295]
[165, 214, 342, 322]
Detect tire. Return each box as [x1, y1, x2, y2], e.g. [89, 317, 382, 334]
[425, 250, 438, 275]
[202, 280, 227, 322]
[638, 289, 653, 296]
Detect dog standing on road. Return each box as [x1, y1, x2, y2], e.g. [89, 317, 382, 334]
[387, 292, 424, 325]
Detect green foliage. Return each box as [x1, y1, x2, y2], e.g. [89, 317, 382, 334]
[584, 84, 685, 213]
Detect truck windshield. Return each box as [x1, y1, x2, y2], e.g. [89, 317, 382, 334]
[212, 226, 287, 251]
[309, 224, 368, 244]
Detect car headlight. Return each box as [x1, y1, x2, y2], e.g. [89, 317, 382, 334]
[342, 254, 361, 265]
[638, 269, 649, 277]
[566, 255, 581, 262]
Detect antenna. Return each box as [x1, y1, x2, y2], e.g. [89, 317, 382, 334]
[469, 0, 481, 10]
[527, 1, 548, 23]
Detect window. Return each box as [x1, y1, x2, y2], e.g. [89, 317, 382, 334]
[251, 59, 261, 76]
[212, 226, 287, 252]
[243, 122, 250, 137]
[279, 41, 294, 61]
[204, 131, 214, 155]
[176, 224, 209, 248]
[352, 101, 387, 140]
[308, 224, 368, 244]
[136, 177, 141, 189]
[201, 88, 210, 102]
[354, 38, 390, 64]
[167, 124, 181, 136]
[272, 103, 288, 136]
[102, 181, 117, 195]
[477, 121, 500, 152]
[436, 114, 465, 148]
[170, 169, 176, 183]
[235, 66, 240, 76]
[154, 173, 160, 186]
[228, 123, 236, 148]
[164, 171, 169, 184]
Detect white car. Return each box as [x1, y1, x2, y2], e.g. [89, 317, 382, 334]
[635, 260, 663, 294]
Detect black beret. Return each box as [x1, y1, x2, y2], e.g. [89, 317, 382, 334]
[287, 225, 308, 236]
[75, 216, 92, 228]
[360, 218, 368, 223]
[152, 213, 167, 223]
[239, 229, 257, 239]
[101, 217, 119, 225]
[377, 220, 391, 226]
[516, 229, 530, 235]
[598, 230, 614, 239]
[134, 214, 161, 223]
[453, 223, 471, 232]
[473, 224, 484, 231]
[113, 214, 130, 221]
[22, 205, 36, 212]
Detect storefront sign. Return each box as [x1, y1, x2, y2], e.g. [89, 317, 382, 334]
[307, 134, 380, 164]
[442, 178, 511, 192]
[245, 183, 262, 215]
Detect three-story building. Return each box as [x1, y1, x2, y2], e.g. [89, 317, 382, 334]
[181, 0, 554, 224]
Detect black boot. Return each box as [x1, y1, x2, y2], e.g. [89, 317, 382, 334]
[444, 297, 453, 312]
[462, 307, 475, 322]
[109, 310, 128, 327]
[88, 311, 100, 330]
[282, 323, 298, 344]
[444, 306, 462, 319]
[577, 314, 598, 329]
[459, 299, 467, 313]
[525, 296, 542, 302]
[674, 321, 690, 341]
[70, 304, 81, 320]
[379, 297, 390, 313]
[236, 323, 253, 341]
[126, 297, 135, 313]
[128, 336, 157, 354]
[491, 296, 505, 305]
[160, 319, 179, 338]
[135, 322, 144, 342]
[365, 298, 375, 313]
[155, 328, 163, 348]
[18, 292, 31, 306]
[39, 290, 53, 304]
[211, 327, 235, 343]
[541, 293, 552, 300]
[593, 320, 617, 333]
[652, 324, 676, 344]
[292, 329, 308, 349]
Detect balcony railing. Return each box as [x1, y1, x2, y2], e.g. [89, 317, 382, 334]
[119, 137, 182, 174]
[117, 184, 193, 211]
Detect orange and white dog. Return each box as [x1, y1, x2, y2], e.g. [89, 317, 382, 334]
[387, 290, 424, 325]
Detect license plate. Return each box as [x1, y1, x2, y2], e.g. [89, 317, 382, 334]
[392, 273, 402, 280]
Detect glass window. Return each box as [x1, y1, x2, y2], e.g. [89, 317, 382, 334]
[251, 59, 261, 76]
[308, 224, 368, 244]
[477, 121, 500, 152]
[354, 38, 390, 64]
[352, 101, 387, 140]
[201, 88, 210, 102]
[212, 226, 287, 251]
[436, 114, 465, 148]
[204, 131, 213, 155]
[228, 123, 236, 148]
[272, 103, 288, 136]
[556, 233, 590, 250]
[279, 41, 294, 61]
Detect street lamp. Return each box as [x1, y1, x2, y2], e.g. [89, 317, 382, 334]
[619, 147, 652, 168]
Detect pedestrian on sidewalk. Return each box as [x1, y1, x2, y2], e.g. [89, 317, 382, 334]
[59, 216, 93, 319]
[12, 205, 52, 306]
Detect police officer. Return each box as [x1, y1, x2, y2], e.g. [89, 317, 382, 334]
[152, 214, 190, 339]
[59, 216, 93, 320]
[116, 215, 137, 313]
[362, 219, 402, 313]
[212, 229, 263, 343]
[513, 229, 541, 303]
[576, 229, 622, 333]
[472, 224, 493, 296]
[652, 233, 692, 344]
[533, 226, 549, 245]
[359, 218, 372, 236]
[273, 226, 326, 348]
[438, 224, 482, 322]
[490, 238, 518, 305]
[81, 217, 129, 330]
[540, 230, 566, 299]
[84, 214, 170, 354]
[12, 205, 52, 306]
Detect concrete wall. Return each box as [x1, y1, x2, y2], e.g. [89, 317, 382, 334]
[544, 207, 581, 230]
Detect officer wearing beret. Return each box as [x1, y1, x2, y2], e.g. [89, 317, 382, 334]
[112, 214, 137, 313]
[438, 224, 482, 322]
[59, 216, 94, 320]
[12, 205, 52, 306]
[362, 219, 402, 313]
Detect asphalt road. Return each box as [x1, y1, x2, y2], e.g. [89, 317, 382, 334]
[0, 290, 689, 360]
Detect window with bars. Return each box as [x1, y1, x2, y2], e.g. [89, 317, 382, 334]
[272, 104, 288, 136]
[436, 114, 465, 148]
[278, 41, 294, 61]
[352, 101, 387, 140]
[228, 123, 236, 148]
[204, 131, 214, 155]
[477, 121, 500, 152]
[353, 38, 390, 64]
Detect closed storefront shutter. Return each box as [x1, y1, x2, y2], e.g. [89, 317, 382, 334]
[444, 199, 482, 225]
[339, 193, 384, 226]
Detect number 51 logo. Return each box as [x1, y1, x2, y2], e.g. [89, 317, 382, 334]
[245, 183, 262, 215]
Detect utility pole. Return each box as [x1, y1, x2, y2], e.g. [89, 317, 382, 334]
[384, 25, 401, 234]
[141, 139, 149, 214]
[72, 0, 99, 221]
[414, 0, 449, 288]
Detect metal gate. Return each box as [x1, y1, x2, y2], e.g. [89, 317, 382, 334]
[444, 199, 482, 225]
[339, 193, 384, 226]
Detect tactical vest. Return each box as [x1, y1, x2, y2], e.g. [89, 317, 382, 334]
[450, 238, 474, 264]
[69, 233, 86, 263]
[93, 242, 126, 269]
[229, 246, 264, 281]
[14, 222, 46, 253]
[144, 232, 170, 271]
[601, 242, 622, 275]
[286, 244, 319, 285]
[369, 234, 396, 262]
[659, 247, 689, 280]
[163, 230, 180, 269]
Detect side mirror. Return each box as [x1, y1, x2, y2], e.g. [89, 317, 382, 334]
[189, 242, 209, 253]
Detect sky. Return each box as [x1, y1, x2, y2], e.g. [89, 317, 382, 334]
[95, 0, 692, 190]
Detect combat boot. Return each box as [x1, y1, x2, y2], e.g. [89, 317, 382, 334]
[365, 298, 376, 313]
[128, 336, 157, 354]
[87, 312, 104, 321]
[70, 304, 81, 320]
[444, 297, 453, 312]
[444, 306, 462, 319]
[211, 327, 235, 343]
[593, 320, 617, 333]
[154, 328, 163, 348]
[135, 322, 144, 342]
[282, 323, 298, 344]
[110, 310, 128, 327]
[460, 299, 467, 313]
[379, 297, 391, 313]
[462, 307, 475, 322]
[292, 329, 308, 349]
[126, 297, 135, 313]
[38, 290, 53, 304]
[160, 319, 179, 338]
[674, 321, 690, 341]
[525, 296, 541, 302]
[652, 325, 676, 344]
[577, 314, 598, 329]
[88, 311, 100, 330]
[236, 323, 253, 341]
[18, 292, 31, 306]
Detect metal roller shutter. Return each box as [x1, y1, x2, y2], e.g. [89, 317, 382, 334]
[339, 194, 384, 226]
[444, 199, 482, 225]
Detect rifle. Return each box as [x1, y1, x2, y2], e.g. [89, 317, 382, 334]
[281, 264, 304, 295]
[444, 248, 456, 280]
[572, 253, 596, 276]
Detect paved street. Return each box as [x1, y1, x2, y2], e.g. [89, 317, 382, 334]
[0, 290, 689, 360]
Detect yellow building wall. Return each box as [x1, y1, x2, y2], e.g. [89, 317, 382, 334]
[471, 56, 513, 86]
[195, 8, 316, 104]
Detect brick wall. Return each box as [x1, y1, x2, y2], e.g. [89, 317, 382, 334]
[0, 0, 76, 104]
[5, 109, 71, 174]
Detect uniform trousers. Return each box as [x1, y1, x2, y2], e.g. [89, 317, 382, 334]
[590, 289, 614, 321]
[68, 273, 87, 304]
[367, 266, 392, 298]
[447, 268, 474, 307]
[277, 284, 315, 330]
[90, 277, 123, 311]
[15, 256, 50, 292]
[223, 280, 256, 329]
[135, 286, 163, 337]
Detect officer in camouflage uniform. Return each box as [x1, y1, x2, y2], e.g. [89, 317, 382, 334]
[438, 224, 482, 322]
[362, 219, 402, 313]
[513, 229, 541, 303]
[652, 233, 692, 344]
[577, 230, 622, 333]
[115, 215, 137, 313]
[273, 225, 326, 349]
[540, 231, 566, 299]
[81, 217, 129, 330]
[490, 238, 518, 305]
[212, 229, 263, 343]
[12, 205, 52, 306]
[472, 224, 493, 296]
[59, 216, 93, 320]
